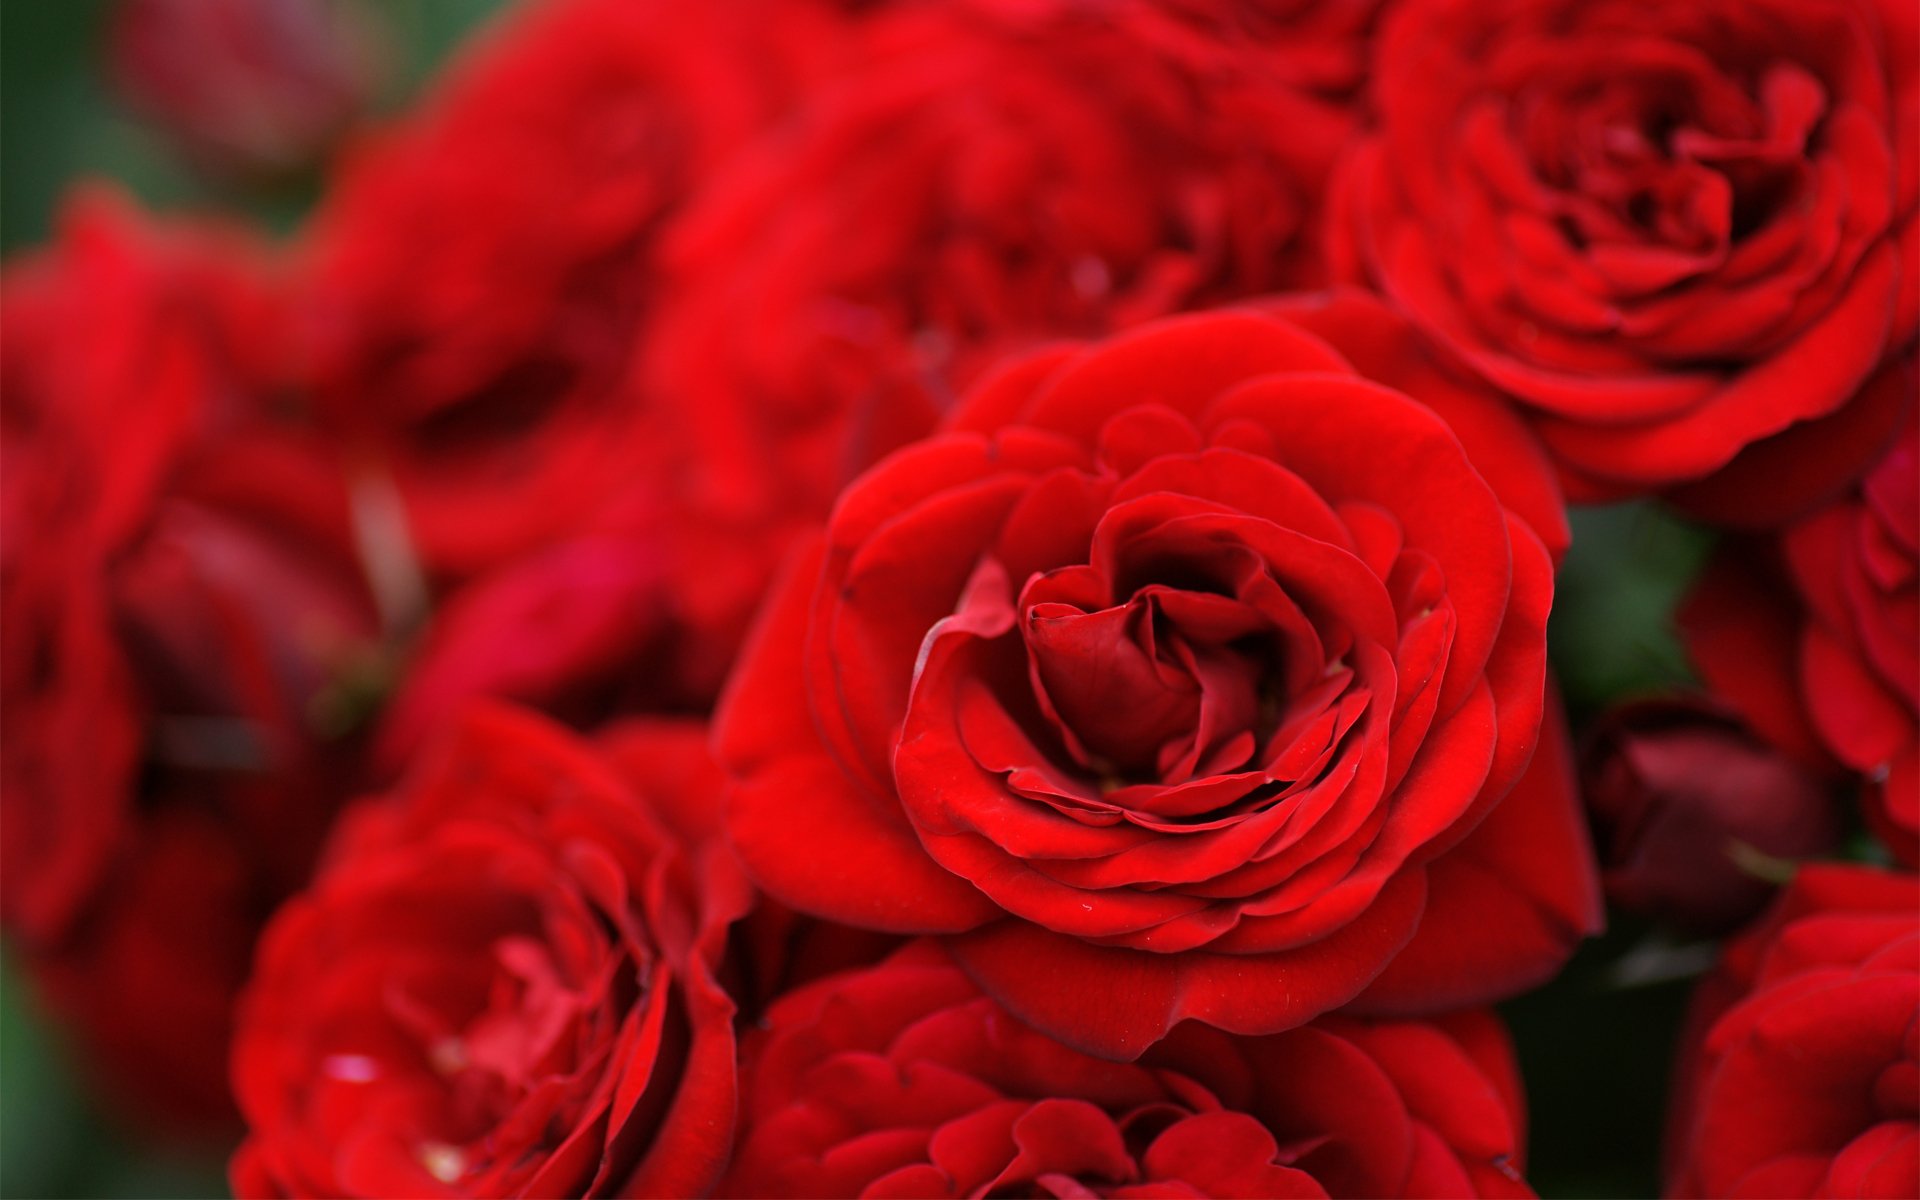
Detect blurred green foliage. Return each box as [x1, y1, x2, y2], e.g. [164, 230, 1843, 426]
[1, 0, 511, 252]
[1552, 503, 1718, 721]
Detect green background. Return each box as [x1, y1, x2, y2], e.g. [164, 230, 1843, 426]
[0, 4, 1725, 1195]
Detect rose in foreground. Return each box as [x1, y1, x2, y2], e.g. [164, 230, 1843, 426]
[1666, 864, 1918, 1197]
[718, 305, 1600, 1059]
[1333, 0, 1914, 514]
[230, 706, 748, 1197]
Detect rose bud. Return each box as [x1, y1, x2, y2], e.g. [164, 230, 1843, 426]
[1666, 865, 1919, 1197]
[723, 942, 1537, 1199]
[1581, 697, 1841, 934]
[107, 0, 384, 185]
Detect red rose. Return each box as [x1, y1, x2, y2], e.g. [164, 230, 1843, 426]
[1665, 865, 1919, 1197]
[108, 0, 383, 184]
[0, 190, 376, 1131]
[1332, 0, 1914, 514]
[717, 307, 1600, 1058]
[1785, 411, 1919, 858]
[1682, 408, 1919, 862]
[301, 0, 847, 586]
[722, 941, 1535, 1198]
[230, 705, 749, 1197]
[373, 531, 675, 774]
[26, 806, 262, 1134]
[639, 0, 1361, 661]
[1580, 696, 1840, 934]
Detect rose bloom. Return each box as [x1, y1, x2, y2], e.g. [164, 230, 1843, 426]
[300, 0, 847, 585]
[1580, 696, 1839, 935]
[639, 0, 1362, 665]
[717, 304, 1601, 1059]
[230, 705, 748, 1197]
[0, 189, 375, 1130]
[722, 942, 1535, 1199]
[1666, 865, 1918, 1198]
[1682, 397, 1918, 863]
[1331, 0, 1915, 516]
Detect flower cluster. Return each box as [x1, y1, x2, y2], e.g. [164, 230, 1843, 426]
[2, 0, 1912, 1196]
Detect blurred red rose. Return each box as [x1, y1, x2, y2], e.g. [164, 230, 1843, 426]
[638, 0, 1363, 667]
[1682, 407, 1919, 863]
[1332, 0, 1914, 515]
[300, 0, 847, 586]
[0, 189, 376, 1133]
[722, 941, 1535, 1198]
[108, 0, 384, 184]
[1666, 864, 1918, 1197]
[718, 307, 1599, 1059]
[230, 705, 750, 1198]
[1580, 696, 1840, 935]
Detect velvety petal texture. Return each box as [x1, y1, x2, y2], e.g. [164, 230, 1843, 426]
[721, 942, 1535, 1199]
[717, 308, 1597, 1058]
[1331, 0, 1914, 511]
[1666, 865, 1920, 1198]
[229, 704, 750, 1198]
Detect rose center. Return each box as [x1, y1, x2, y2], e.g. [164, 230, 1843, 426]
[1023, 585, 1274, 785]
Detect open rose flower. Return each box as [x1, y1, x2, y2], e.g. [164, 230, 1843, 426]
[1682, 402, 1918, 863]
[230, 705, 749, 1197]
[639, 0, 1361, 662]
[1666, 865, 1919, 1197]
[1332, 0, 1914, 515]
[0, 189, 376, 1131]
[723, 941, 1535, 1198]
[717, 306, 1600, 1059]
[302, 0, 846, 585]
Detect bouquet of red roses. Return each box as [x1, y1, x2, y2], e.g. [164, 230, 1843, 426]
[2, 0, 1913, 1196]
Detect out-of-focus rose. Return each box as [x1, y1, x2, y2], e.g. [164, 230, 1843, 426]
[1682, 406, 1919, 863]
[301, 0, 847, 587]
[639, 0, 1363, 666]
[718, 306, 1599, 1059]
[0, 187, 377, 1133]
[722, 941, 1536, 1198]
[372, 531, 681, 774]
[1666, 865, 1918, 1197]
[1580, 696, 1840, 934]
[1332, 0, 1914, 517]
[108, 0, 383, 185]
[230, 706, 750, 1198]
